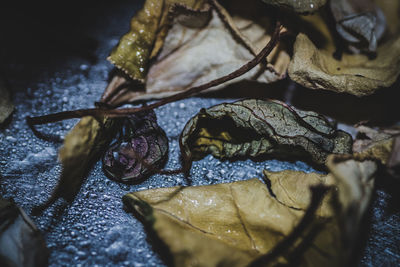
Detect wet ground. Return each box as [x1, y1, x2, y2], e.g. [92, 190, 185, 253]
[0, 1, 399, 266]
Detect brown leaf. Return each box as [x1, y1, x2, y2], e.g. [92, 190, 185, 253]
[0, 78, 14, 124]
[34, 116, 117, 212]
[325, 154, 376, 251]
[0, 198, 48, 267]
[123, 155, 377, 267]
[288, 32, 400, 96]
[104, 0, 289, 106]
[107, 0, 206, 83]
[353, 125, 400, 165]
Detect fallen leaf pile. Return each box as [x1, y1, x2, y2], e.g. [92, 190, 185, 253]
[8, 0, 400, 266]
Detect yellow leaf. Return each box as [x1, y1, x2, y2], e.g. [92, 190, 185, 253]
[35, 116, 116, 211]
[107, 0, 206, 83]
[123, 155, 377, 267]
[353, 126, 400, 165]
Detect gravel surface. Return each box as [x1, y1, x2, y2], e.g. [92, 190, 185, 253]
[0, 1, 399, 266]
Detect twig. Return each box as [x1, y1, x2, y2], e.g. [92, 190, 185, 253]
[249, 185, 330, 267]
[26, 21, 282, 126]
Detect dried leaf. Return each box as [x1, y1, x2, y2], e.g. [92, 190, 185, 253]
[325, 154, 376, 250]
[288, 32, 400, 96]
[104, 0, 289, 105]
[0, 79, 14, 124]
[262, 154, 377, 263]
[102, 110, 169, 183]
[261, 0, 327, 14]
[330, 0, 386, 53]
[180, 99, 352, 167]
[353, 125, 400, 164]
[107, 0, 206, 83]
[123, 179, 330, 267]
[57, 117, 116, 200]
[353, 126, 400, 178]
[0, 198, 48, 267]
[35, 116, 117, 211]
[123, 155, 376, 267]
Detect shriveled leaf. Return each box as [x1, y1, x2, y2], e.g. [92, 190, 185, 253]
[104, 0, 289, 105]
[35, 116, 116, 211]
[353, 126, 400, 178]
[353, 125, 400, 164]
[261, 0, 326, 14]
[123, 155, 377, 267]
[180, 99, 352, 167]
[102, 110, 168, 183]
[57, 117, 115, 200]
[107, 0, 205, 83]
[330, 0, 386, 53]
[288, 33, 400, 96]
[325, 154, 376, 249]
[0, 79, 14, 124]
[0, 198, 48, 267]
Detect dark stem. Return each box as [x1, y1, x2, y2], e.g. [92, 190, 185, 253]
[249, 185, 330, 267]
[26, 21, 282, 126]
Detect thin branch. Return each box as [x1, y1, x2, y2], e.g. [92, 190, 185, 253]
[26, 21, 282, 126]
[249, 185, 330, 267]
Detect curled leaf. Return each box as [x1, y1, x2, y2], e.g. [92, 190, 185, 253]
[104, 0, 289, 105]
[102, 110, 169, 183]
[353, 126, 400, 178]
[325, 154, 376, 252]
[180, 99, 352, 167]
[123, 155, 376, 267]
[0, 198, 48, 267]
[261, 0, 327, 14]
[353, 125, 400, 164]
[34, 116, 116, 212]
[107, 0, 206, 83]
[0, 78, 14, 124]
[288, 0, 400, 97]
[288, 32, 400, 96]
[330, 0, 386, 53]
